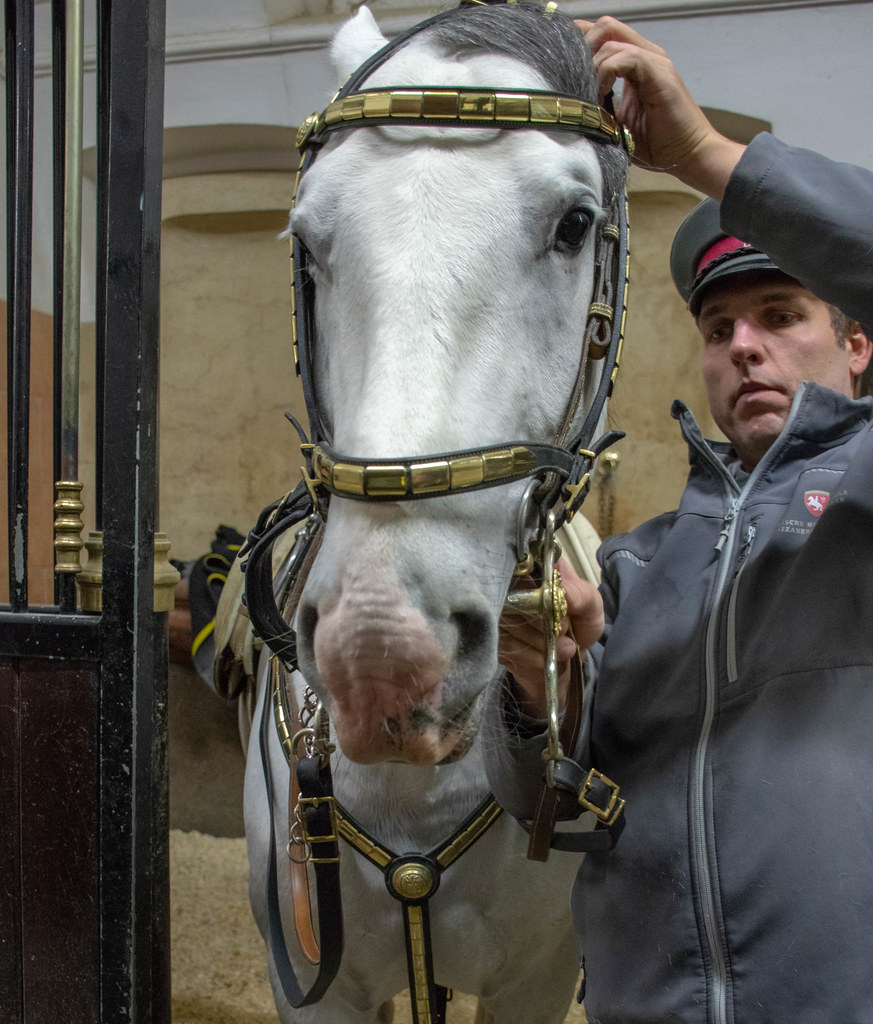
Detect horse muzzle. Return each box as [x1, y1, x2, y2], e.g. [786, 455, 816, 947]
[296, 553, 497, 764]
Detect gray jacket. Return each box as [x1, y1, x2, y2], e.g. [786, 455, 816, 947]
[486, 133, 873, 1024]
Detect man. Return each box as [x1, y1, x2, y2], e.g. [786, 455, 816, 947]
[672, 195, 870, 471]
[490, 17, 873, 1024]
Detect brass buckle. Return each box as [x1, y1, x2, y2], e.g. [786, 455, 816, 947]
[298, 795, 340, 863]
[578, 768, 625, 826]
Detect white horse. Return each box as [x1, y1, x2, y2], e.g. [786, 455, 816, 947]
[240, 4, 628, 1022]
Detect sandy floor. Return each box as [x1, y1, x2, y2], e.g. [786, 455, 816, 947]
[170, 830, 588, 1024]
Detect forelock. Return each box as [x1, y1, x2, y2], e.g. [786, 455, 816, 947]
[422, 3, 628, 205]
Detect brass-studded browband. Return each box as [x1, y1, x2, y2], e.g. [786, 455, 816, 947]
[296, 87, 631, 153]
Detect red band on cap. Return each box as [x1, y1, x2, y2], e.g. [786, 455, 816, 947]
[697, 236, 751, 275]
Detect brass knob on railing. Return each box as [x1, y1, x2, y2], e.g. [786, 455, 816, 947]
[78, 530, 181, 613]
[78, 530, 104, 613]
[153, 532, 181, 613]
[53, 481, 85, 575]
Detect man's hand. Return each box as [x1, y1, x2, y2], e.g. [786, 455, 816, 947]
[498, 557, 604, 720]
[577, 16, 746, 199]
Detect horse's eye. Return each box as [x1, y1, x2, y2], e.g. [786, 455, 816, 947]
[555, 208, 592, 252]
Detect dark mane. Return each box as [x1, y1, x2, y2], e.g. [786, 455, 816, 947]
[424, 2, 628, 204]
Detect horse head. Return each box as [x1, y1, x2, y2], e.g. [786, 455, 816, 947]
[285, 2, 628, 765]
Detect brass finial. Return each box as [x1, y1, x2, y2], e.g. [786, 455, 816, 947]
[153, 532, 181, 612]
[78, 530, 181, 614]
[53, 481, 85, 575]
[78, 530, 104, 613]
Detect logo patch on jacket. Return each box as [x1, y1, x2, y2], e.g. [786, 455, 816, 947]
[803, 491, 830, 517]
[778, 470, 842, 537]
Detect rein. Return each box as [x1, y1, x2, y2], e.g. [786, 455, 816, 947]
[241, 0, 631, 1011]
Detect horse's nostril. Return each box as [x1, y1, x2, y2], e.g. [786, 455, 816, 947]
[451, 607, 494, 662]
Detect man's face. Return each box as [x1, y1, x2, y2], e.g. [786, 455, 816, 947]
[696, 272, 870, 470]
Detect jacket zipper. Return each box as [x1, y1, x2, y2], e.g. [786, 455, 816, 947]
[673, 418, 740, 1024]
[714, 497, 740, 552]
[680, 387, 806, 1024]
[694, 496, 738, 1024]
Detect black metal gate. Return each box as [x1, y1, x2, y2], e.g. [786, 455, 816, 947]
[1, 2, 170, 1021]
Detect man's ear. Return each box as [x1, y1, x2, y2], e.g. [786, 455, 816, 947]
[847, 321, 873, 397]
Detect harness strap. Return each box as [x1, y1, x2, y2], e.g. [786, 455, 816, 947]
[258, 668, 344, 1006]
[559, 428, 625, 524]
[286, 681, 322, 966]
[555, 194, 630, 530]
[554, 210, 624, 451]
[401, 900, 442, 1024]
[241, 491, 320, 669]
[290, 5, 632, 455]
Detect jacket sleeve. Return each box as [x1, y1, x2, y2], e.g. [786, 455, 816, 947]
[721, 133, 873, 332]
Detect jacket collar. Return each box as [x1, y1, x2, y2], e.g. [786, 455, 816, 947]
[672, 382, 872, 477]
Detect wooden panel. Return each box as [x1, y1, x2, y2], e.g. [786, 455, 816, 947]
[0, 657, 101, 1023]
[0, 661, 24, 1017]
[0, 303, 57, 605]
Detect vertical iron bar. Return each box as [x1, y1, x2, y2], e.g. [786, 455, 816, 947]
[60, 0, 82, 483]
[95, 0, 169, 1019]
[54, 0, 84, 613]
[52, 0, 71, 609]
[93, 0, 106, 531]
[5, 0, 35, 612]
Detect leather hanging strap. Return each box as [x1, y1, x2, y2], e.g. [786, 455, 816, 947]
[525, 650, 584, 862]
[286, 679, 321, 966]
[258, 678, 344, 1006]
[281, 528, 328, 967]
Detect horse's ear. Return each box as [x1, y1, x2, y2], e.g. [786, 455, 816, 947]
[330, 6, 388, 80]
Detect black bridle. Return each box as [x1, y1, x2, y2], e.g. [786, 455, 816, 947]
[240, 1, 631, 1012]
[244, 45, 632, 664]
